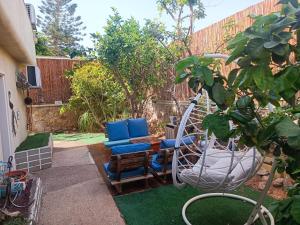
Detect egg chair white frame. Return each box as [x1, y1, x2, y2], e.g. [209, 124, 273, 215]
[171, 54, 276, 225]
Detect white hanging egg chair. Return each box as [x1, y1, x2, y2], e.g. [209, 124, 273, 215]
[172, 54, 276, 225]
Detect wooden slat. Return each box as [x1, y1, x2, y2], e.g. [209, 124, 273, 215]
[108, 151, 151, 172]
[29, 57, 81, 104]
[111, 174, 153, 185]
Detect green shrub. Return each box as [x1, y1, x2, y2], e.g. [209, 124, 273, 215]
[61, 62, 126, 131]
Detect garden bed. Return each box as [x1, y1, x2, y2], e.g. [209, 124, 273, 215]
[15, 133, 53, 172]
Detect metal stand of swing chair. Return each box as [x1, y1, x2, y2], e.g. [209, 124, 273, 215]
[181, 158, 277, 225]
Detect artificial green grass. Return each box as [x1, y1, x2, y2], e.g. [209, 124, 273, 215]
[114, 185, 276, 225]
[3, 217, 27, 225]
[52, 133, 107, 144]
[16, 133, 50, 152]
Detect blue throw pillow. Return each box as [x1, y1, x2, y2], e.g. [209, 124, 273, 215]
[111, 143, 151, 155]
[127, 118, 149, 138]
[106, 120, 130, 141]
[161, 135, 196, 148]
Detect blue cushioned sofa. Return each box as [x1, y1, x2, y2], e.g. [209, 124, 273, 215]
[103, 142, 153, 193]
[104, 118, 150, 148]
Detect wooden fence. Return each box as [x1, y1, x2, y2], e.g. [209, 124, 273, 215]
[29, 57, 80, 104]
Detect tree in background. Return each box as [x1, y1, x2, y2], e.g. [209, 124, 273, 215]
[61, 62, 126, 131]
[37, 0, 86, 56]
[35, 32, 53, 56]
[156, 0, 205, 55]
[153, 0, 206, 113]
[92, 9, 173, 118]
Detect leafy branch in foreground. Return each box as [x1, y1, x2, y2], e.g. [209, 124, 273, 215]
[175, 1, 300, 224]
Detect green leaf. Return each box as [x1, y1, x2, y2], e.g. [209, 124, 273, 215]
[244, 27, 268, 40]
[227, 32, 248, 50]
[199, 57, 214, 66]
[275, 117, 300, 137]
[226, 34, 248, 65]
[246, 38, 268, 59]
[279, 0, 299, 8]
[252, 13, 279, 27]
[212, 82, 226, 105]
[288, 136, 300, 149]
[228, 69, 239, 87]
[175, 56, 199, 72]
[236, 96, 252, 109]
[175, 73, 189, 84]
[202, 113, 231, 140]
[188, 77, 200, 92]
[280, 88, 297, 102]
[271, 44, 290, 56]
[226, 46, 246, 65]
[272, 52, 286, 65]
[264, 40, 281, 49]
[270, 16, 296, 33]
[252, 65, 274, 90]
[229, 110, 250, 124]
[274, 67, 298, 92]
[291, 197, 300, 223]
[224, 90, 235, 107]
[237, 56, 252, 67]
[274, 32, 292, 44]
[292, 169, 300, 175]
[234, 68, 253, 89]
[257, 124, 277, 145]
[201, 67, 214, 86]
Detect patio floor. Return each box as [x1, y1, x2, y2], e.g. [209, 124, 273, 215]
[35, 141, 125, 225]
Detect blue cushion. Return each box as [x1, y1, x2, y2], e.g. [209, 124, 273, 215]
[104, 139, 131, 148]
[151, 154, 172, 172]
[106, 120, 130, 141]
[127, 118, 149, 138]
[103, 163, 145, 180]
[161, 135, 196, 149]
[111, 143, 151, 155]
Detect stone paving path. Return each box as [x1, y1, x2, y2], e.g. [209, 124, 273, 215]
[36, 142, 125, 225]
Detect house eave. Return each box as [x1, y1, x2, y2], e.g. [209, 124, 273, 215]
[0, 0, 36, 65]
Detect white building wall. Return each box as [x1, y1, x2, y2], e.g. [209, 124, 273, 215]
[0, 47, 28, 161]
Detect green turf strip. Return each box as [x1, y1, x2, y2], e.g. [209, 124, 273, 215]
[52, 133, 107, 144]
[16, 133, 50, 152]
[114, 185, 276, 225]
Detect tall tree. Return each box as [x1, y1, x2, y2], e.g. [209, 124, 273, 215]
[156, 0, 205, 56]
[153, 0, 206, 114]
[35, 32, 53, 56]
[92, 9, 173, 118]
[37, 0, 86, 56]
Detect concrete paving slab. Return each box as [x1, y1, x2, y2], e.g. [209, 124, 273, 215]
[37, 142, 124, 225]
[52, 146, 94, 167]
[39, 178, 125, 225]
[54, 140, 86, 149]
[36, 164, 104, 193]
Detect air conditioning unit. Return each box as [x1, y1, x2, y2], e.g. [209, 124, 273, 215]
[26, 65, 42, 88]
[25, 3, 37, 30]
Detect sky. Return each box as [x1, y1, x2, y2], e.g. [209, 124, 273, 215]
[25, 0, 264, 47]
